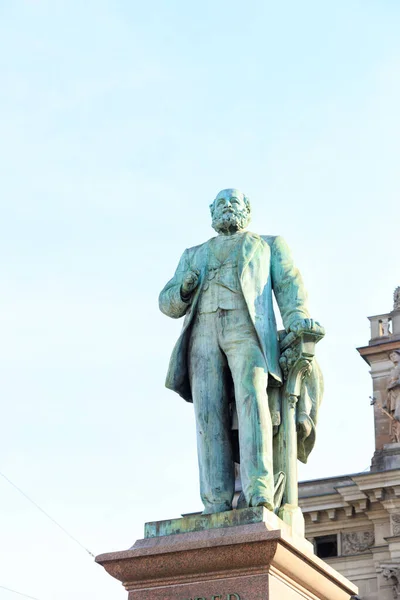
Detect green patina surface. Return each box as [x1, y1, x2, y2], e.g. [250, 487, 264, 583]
[158, 189, 324, 521]
[144, 506, 274, 538]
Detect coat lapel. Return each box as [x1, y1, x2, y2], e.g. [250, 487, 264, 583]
[238, 231, 263, 279]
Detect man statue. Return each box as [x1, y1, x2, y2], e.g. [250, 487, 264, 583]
[159, 189, 321, 515]
[387, 350, 400, 421]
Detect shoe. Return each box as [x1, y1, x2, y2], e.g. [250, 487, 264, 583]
[236, 491, 247, 510]
[202, 504, 232, 515]
[250, 497, 274, 512]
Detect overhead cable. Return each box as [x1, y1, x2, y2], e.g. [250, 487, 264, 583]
[0, 470, 95, 558]
[0, 584, 43, 600]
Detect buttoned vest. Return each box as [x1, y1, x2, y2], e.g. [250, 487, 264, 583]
[197, 233, 247, 314]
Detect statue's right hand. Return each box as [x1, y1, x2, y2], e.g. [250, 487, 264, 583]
[181, 269, 200, 297]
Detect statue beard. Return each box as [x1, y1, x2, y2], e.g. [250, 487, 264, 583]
[211, 209, 250, 234]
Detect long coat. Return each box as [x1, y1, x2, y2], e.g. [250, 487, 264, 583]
[159, 232, 310, 403]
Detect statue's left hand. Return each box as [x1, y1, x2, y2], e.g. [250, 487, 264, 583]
[288, 318, 325, 336]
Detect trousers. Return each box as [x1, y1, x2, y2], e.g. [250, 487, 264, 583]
[188, 308, 274, 513]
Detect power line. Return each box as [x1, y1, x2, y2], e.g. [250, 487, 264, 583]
[0, 584, 42, 600]
[0, 470, 95, 558]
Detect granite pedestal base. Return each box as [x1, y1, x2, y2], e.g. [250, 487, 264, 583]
[96, 508, 358, 600]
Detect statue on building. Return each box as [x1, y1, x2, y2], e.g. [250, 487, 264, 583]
[394, 287, 400, 311]
[379, 318, 391, 337]
[388, 350, 400, 422]
[159, 188, 324, 516]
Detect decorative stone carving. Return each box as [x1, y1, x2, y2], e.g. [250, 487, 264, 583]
[394, 286, 400, 311]
[382, 565, 400, 599]
[391, 420, 400, 444]
[392, 514, 400, 536]
[387, 351, 400, 422]
[341, 531, 374, 555]
[379, 317, 392, 336]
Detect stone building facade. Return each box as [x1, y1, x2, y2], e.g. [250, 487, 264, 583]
[300, 287, 400, 600]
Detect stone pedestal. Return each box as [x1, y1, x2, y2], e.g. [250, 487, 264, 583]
[371, 441, 400, 471]
[96, 508, 358, 600]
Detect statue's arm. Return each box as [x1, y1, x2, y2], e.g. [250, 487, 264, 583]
[159, 249, 192, 319]
[388, 376, 400, 390]
[270, 236, 310, 331]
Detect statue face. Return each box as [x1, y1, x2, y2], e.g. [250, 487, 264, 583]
[390, 351, 400, 364]
[214, 189, 246, 214]
[210, 188, 251, 234]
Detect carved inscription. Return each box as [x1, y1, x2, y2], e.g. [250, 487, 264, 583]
[341, 531, 374, 555]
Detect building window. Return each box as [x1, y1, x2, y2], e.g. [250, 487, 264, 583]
[314, 534, 338, 558]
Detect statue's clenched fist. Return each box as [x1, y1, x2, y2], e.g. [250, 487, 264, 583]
[181, 269, 200, 299]
[288, 318, 325, 336]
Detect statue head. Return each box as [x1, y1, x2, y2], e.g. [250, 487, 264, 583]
[389, 350, 400, 364]
[394, 287, 400, 311]
[209, 188, 251, 234]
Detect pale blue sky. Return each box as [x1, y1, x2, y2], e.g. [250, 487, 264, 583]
[0, 1, 399, 599]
